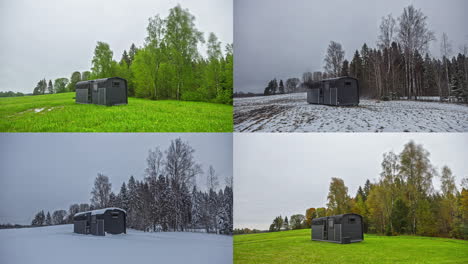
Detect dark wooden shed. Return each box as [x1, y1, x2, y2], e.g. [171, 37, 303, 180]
[306, 76, 359, 106]
[73, 207, 126, 236]
[311, 214, 363, 244]
[75, 77, 128, 106]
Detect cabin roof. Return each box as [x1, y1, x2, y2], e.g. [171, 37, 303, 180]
[76, 77, 126, 86]
[74, 207, 126, 217]
[312, 213, 362, 222]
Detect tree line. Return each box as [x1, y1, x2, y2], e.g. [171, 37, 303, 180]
[30, 4, 233, 104]
[264, 5, 468, 102]
[237, 141, 468, 240]
[0, 91, 25, 97]
[30, 138, 233, 235]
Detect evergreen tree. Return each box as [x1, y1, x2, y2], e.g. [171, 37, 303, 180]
[279, 80, 285, 94]
[47, 80, 54, 94]
[45, 211, 52, 225]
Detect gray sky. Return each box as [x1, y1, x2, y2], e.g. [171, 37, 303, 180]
[0, 133, 232, 225]
[234, 133, 468, 230]
[234, 0, 468, 93]
[0, 0, 232, 93]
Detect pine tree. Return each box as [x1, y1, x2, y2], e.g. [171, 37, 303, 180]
[279, 80, 285, 94]
[283, 216, 289, 230]
[47, 80, 54, 94]
[45, 211, 52, 225]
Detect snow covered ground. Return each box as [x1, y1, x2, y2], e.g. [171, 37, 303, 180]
[0, 225, 232, 264]
[234, 93, 468, 132]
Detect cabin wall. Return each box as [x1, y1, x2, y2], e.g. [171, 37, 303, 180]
[102, 211, 126, 234]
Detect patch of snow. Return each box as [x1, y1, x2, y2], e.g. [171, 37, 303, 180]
[34, 108, 45, 113]
[0, 225, 232, 264]
[234, 92, 468, 132]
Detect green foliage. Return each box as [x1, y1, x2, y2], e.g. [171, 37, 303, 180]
[81, 71, 91, 81]
[66, 71, 81, 92]
[327, 177, 352, 215]
[29, 5, 232, 105]
[234, 229, 468, 264]
[33, 79, 47, 95]
[53, 78, 69, 93]
[0, 92, 232, 132]
[91, 42, 117, 79]
[290, 214, 306, 229]
[0, 91, 24, 97]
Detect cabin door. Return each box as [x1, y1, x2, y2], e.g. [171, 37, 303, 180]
[98, 88, 106, 105]
[330, 88, 337, 105]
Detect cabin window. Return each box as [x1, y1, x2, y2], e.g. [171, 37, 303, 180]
[111, 212, 119, 219]
[348, 218, 356, 224]
[328, 219, 334, 228]
[345, 82, 352, 86]
[91, 215, 96, 224]
[112, 81, 120, 87]
[93, 83, 98, 92]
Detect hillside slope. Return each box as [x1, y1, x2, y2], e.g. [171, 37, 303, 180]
[234, 229, 468, 264]
[0, 93, 233, 132]
[0, 224, 232, 264]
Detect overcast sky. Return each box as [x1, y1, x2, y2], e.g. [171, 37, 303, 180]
[234, 133, 468, 230]
[0, 0, 232, 93]
[0, 133, 232, 225]
[234, 0, 468, 93]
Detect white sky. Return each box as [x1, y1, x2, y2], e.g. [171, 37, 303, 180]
[234, 133, 468, 230]
[0, 133, 233, 225]
[0, 0, 233, 93]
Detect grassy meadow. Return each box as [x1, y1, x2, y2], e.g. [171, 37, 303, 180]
[234, 229, 468, 264]
[0, 93, 233, 132]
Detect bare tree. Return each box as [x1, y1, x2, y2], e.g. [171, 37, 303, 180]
[440, 32, 452, 100]
[397, 5, 435, 99]
[324, 41, 345, 78]
[145, 147, 164, 181]
[225, 174, 233, 189]
[165, 138, 202, 188]
[312, 71, 323, 81]
[90, 173, 112, 209]
[378, 14, 396, 95]
[206, 165, 219, 190]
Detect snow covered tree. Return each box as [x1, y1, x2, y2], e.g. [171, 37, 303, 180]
[206, 165, 219, 191]
[67, 204, 80, 223]
[117, 182, 129, 212]
[278, 80, 285, 94]
[52, 210, 67, 225]
[31, 210, 45, 226]
[45, 211, 52, 225]
[165, 138, 202, 188]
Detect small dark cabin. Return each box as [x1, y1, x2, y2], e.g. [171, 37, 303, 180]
[311, 214, 363, 244]
[73, 207, 126, 236]
[306, 76, 359, 106]
[75, 77, 128, 106]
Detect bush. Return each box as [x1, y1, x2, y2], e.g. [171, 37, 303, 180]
[381, 95, 390, 101]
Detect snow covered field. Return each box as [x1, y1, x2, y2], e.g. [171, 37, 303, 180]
[234, 93, 468, 132]
[0, 225, 232, 264]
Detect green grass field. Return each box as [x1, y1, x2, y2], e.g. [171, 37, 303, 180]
[234, 229, 468, 264]
[0, 93, 233, 132]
